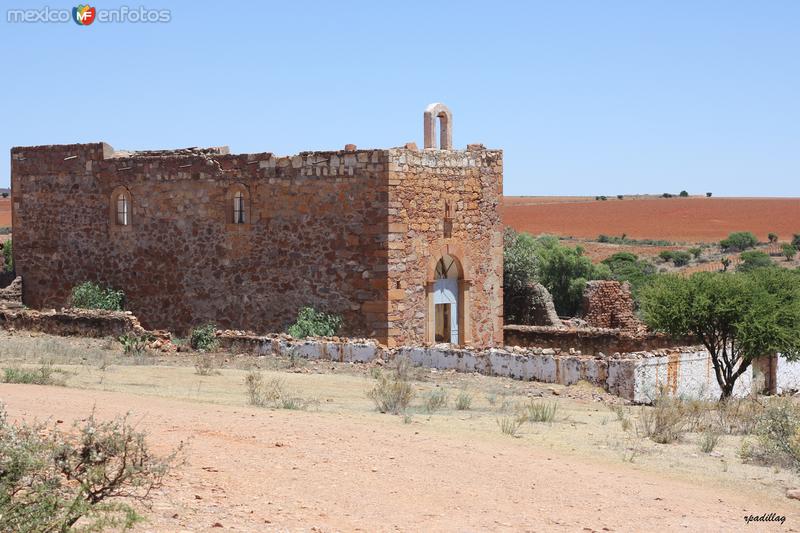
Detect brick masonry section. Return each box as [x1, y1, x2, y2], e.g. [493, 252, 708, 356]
[580, 280, 644, 332]
[11, 140, 503, 347]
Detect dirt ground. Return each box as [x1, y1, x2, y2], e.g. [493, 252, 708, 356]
[502, 196, 800, 243]
[1, 332, 799, 532]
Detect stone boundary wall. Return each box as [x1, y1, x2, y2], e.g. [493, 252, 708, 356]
[0, 308, 144, 338]
[503, 325, 696, 355]
[0, 276, 22, 305]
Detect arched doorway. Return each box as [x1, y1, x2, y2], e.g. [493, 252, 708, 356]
[433, 254, 461, 344]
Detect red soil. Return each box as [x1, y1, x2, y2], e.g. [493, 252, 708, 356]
[502, 197, 800, 243]
[0, 199, 9, 227]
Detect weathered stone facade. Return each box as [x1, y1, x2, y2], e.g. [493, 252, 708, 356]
[11, 106, 504, 347]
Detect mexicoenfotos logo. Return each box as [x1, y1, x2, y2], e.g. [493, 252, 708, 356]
[6, 5, 171, 24]
[72, 5, 96, 25]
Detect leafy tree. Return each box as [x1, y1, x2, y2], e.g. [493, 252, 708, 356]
[768, 233, 779, 244]
[721, 257, 731, 272]
[601, 252, 656, 300]
[1, 239, 11, 273]
[706, 192, 713, 197]
[737, 251, 774, 272]
[0, 192, 7, 199]
[782, 243, 797, 262]
[641, 269, 800, 399]
[720, 231, 758, 252]
[535, 238, 610, 316]
[679, 190, 689, 197]
[793, 234, 800, 250]
[617, 194, 624, 200]
[287, 307, 343, 338]
[670, 251, 692, 267]
[70, 281, 124, 311]
[503, 229, 542, 323]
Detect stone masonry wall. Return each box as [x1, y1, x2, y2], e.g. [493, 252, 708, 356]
[386, 146, 504, 347]
[11, 141, 503, 347]
[580, 280, 643, 332]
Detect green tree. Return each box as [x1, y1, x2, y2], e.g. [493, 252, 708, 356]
[670, 251, 692, 267]
[503, 229, 541, 323]
[641, 270, 800, 399]
[720, 231, 758, 252]
[535, 238, 610, 316]
[679, 190, 689, 197]
[737, 251, 774, 272]
[793, 234, 800, 250]
[688, 247, 702, 259]
[601, 252, 656, 299]
[783, 243, 798, 262]
[768, 233, 779, 244]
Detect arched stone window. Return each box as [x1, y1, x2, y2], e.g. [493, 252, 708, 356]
[424, 103, 453, 150]
[226, 183, 250, 224]
[109, 186, 132, 227]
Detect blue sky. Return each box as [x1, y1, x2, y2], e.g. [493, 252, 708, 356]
[1, 1, 798, 196]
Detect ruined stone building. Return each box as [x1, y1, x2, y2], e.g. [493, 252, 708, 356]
[11, 104, 504, 347]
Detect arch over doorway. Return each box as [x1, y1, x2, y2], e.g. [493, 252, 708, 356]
[423, 103, 453, 150]
[426, 249, 471, 345]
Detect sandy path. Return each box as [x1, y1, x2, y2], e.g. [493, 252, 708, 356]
[2, 384, 796, 532]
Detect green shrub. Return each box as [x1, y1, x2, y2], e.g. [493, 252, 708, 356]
[0, 403, 180, 532]
[737, 251, 774, 272]
[70, 281, 124, 311]
[189, 323, 218, 351]
[3, 362, 64, 386]
[720, 231, 758, 252]
[366, 357, 415, 415]
[658, 250, 675, 262]
[454, 390, 473, 411]
[670, 251, 692, 267]
[740, 398, 800, 470]
[679, 190, 689, 197]
[497, 414, 526, 437]
[793, 234, 800, 250]
[706, 192, 712, 197]
[424, 388, 448, 413]
[287, 307, 343, 338]
[688, 247, 702, 259]
[524, 400, 558, 423]
[783, 243, 798, 261]
[617, 194, 624, 200]
[119, 333, 152, 356]
[1, 239, 11, 273]
[768, 232, 779, 243]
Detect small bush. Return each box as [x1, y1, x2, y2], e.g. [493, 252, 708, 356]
[700, 428, 721, 453]
[119, 333, 152, 356]
[679, 190, 689, 197]
[524, 400, 558, 423]
[0, 192, 7, 198]
[637, 393, 687, 444]
[287, 307, 343, 339]
[3, 362, 64, 386]
[670, 251, 691, 267]
[768, 232, 779, 243]
[424, 388, 448, 413]
[658, 250, 675, 262]
[189, 323, 218, 351]
[661, 192, 674, 198]
[245, 371, 312, 409]
[455, 390, 473, 411]
[792, 234, 800, 250]
[194, 354, 221, 376]
[688, 247, 702, 259]
[736, 251, 773, 272]
[721, 257, 731, 271]
[71, 281, 124, 311]
[366, 357, 415, 415]
[783, 243, 798, 261]
[720, 231, 758, 252]
[740, 398, 800, 470]
[497, 414, 526, 437]
[617, 194, 624, 200]
[0, 403, 180, 532]
[706, 192, 712, 197]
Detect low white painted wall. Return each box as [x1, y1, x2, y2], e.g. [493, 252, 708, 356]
[220, 333, 800, 403]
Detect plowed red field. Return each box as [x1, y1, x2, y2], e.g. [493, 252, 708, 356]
[502, 196, 800, 243]
[0, 198, 10, 227]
